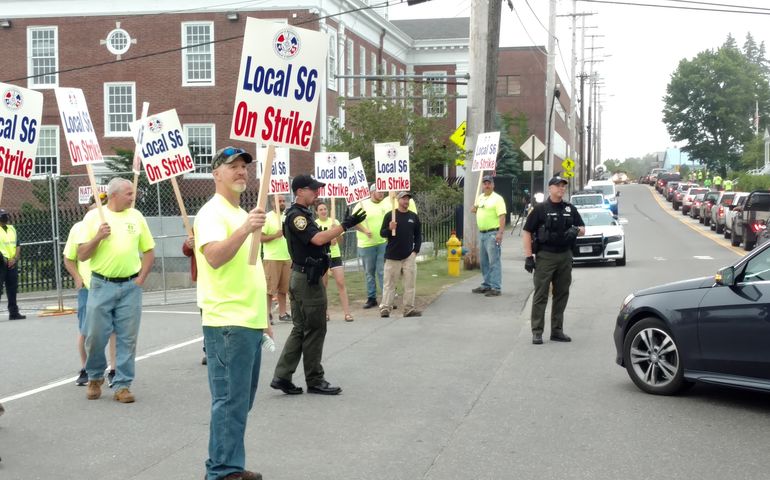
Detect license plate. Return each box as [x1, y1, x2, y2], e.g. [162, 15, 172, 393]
[579, 246, 593, 253]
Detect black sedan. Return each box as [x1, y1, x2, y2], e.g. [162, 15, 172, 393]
[614, 242, 770, 395]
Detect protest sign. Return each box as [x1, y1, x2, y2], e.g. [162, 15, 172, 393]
[314, 152, 349, 199]
[374, 143, 410, 192]
[230, 18, 327, 151]
[346, 156, 369, 205]
[0, 83, 43, 196]
[78, 185, 107, 205]
[256, 145, 290, 195]
[470, 131, 500, 172]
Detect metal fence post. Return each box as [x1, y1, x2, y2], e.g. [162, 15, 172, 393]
[156, 182, 168, 304]
[49, 173, 64, 311]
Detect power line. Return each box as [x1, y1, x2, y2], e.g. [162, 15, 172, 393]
[580, 0, 770, 14]
[520, 0, 574, 96]
[662, 0, 770, 12]
[2, 0, 413, 84]
[506, 1, 547, 73]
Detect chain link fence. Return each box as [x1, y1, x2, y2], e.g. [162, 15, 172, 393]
[6, 171, 457, 308]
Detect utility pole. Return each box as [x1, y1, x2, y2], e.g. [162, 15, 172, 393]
[544, 0, 557, 192]
[463, 0, 501, 269]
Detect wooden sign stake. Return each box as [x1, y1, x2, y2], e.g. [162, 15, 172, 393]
[248, 145, 274, 265]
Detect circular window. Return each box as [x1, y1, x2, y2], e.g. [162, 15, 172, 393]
[106, 28, 131, 55]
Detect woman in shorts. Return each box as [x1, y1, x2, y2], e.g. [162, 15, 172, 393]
[315, 202, 353, 322]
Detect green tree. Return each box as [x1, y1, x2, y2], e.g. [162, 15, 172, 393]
[663, 36, 770, 176]
[494, 113, 523, 178]
[105, 148, 177, 216]
[739, 134, 764, 171]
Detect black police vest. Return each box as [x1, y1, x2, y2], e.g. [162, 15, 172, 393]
[537, 202, 574, 248]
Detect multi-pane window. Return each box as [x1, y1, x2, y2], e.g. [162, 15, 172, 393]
[359, 46, 366, 96]
[327, 116, 339, 145]
[496, 75, 521, 96]
[398, 68, 405, 104]
[381, 60, 388, 96]
[423, 71, 447, 117]
[327, 28, 337, 90]
[346, 39, 355, 96]
[34, 126, 59, 176]
[390, 64, 397, 99]
[371, 52, 377, 97]
[184, 124, 215, 174]
[27, 27, 58, 88]
[182, 22, 214, 85]
[104, 83, 135, 136]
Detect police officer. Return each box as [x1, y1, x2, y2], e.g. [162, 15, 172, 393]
[271, 174, 366, 396]
[0, 209, 25, 320]
[522, 176, 585, 345]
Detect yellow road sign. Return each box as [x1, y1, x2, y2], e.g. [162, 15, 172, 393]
[561, 157, 575, 171]
[562, 170, 575, 178]
[450, 121, 466, 150]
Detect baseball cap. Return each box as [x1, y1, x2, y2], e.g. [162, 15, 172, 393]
[397, 191, 412, 199]
[211, 147, 253, 170]
[369, 183, 378, 193]
[292, 174, 326, 191]
[548, 176, 569, 186]
[482, 175, 494, 183]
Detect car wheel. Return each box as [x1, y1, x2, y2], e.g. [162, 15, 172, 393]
[731, 228, 741, 246]
[716, 223, 724, 234]
[623, 318, 687, 395]
[704, 217, 710, 227]
[744, 239, 755, 251]
[673, 202, 679, 211]
[699, 215, 704, 224]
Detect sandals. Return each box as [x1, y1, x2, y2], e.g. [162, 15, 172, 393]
[344, 314, 354, 322]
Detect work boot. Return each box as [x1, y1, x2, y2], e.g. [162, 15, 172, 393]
[472, 286, 490, 294]
[113, 388, 135, 403]
[363, 297, 378, 309]
[532, 333, 543, 345]
[86, 379, 104, 400]
[550, 331, 572, 342]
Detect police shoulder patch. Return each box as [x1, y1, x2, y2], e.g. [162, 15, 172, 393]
[293, 216, 308, 230]
[565, 206, 571, 213]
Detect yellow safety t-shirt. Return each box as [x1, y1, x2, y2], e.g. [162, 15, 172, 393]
[194, 193, 267, 329]
[78, 207, 155, 278]
[476, 191, 507, 231]
[63, 221, 92, 289]
[0, 225, 18, 260]
[262, 210, 290, 261]
[315, 217, 341, 258]
[354, 198, 389, 247]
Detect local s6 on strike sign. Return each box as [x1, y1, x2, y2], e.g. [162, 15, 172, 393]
[54, 88, 103, 167]
[230, 17, 327, 151]
[129, 109, 194, 184]
[471, 131, 501, 172]
[0, 82, 43, 181]
[346, 156, 369, 205]
[255, 145, 290, 194]
[374, 143, 410, 192]
[315, 152, 349, 198]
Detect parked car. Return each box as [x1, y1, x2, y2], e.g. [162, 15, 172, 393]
[570, 191, 606, 209]
[571, 208, 625, 266]
[656, 172, 681, 194]
[671, 183, 697, 210]
[648, 168, 667, 186]
[730, 190, 770, 251]
[709, 191, 737, 234]
[614, 240, 770, 395]
[585, 179, 620, 215]
[688, 193, 706, 219]
[723, 192, 749, 240]
[612, 172, 629, 184]
[665, 181, 680, 201]
[698, 190, 720, 225]
[681, 187, 708, 215]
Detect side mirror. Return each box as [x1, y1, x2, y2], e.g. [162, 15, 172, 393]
[715, 266, 736, 287]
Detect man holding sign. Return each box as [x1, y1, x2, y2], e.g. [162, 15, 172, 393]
[194, 147, 270, 480]
[470, 176, 507, 297]
[77, 178, 155, 403]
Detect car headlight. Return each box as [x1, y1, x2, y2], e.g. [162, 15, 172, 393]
[606, 235, 623, 243]
[621, 293, 634, 310]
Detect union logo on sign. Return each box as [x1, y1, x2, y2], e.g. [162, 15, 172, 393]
[68, 93, 78, 105]
[148, 118, 163, 133]
[3, 89, 22, 110]
[327, 153, 337, 163]
[387, 146, 398, 160]
[274, 29, 300, 59]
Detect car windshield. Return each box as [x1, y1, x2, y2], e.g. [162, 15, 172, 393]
[591, 184, 614, 195]
[582, 211, 616, 226]
[572, 195, 604, 206]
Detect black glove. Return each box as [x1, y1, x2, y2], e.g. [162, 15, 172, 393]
[341, 209, 367, 230]
[524, 256, 536, 273]
[565, 226, 580, 243]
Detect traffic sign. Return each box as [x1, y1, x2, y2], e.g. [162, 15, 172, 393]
[562, 170, 575, 178]
[450, 121, 466, 150]
[519, 135, 545, 161]
[522, 161, 543, 171]
[561, 157, 575, 171]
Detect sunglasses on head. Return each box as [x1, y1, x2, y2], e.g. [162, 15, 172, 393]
[222, 147, 246, 157]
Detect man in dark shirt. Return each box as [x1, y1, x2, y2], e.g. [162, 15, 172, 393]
[379, 191, 422, 318]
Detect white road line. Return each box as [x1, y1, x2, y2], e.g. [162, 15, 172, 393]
[694, 255, 714, 260]
[0, 336, 203, 404]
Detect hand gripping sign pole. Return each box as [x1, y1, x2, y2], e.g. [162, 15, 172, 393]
[131, 102, 150, 208]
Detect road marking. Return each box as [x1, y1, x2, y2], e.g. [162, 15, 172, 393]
[649, 188, 744, 256]
[0, 336, 203, 404]
[693, 255, 714, 260]
[653, 256, 667, 261]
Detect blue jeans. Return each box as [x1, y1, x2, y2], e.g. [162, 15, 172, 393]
[359, 243, 386, 299]
[84, 277, 141, 390]
[77, 287, 89, 335]
[479, 231, 502, 291]
[203, 326, 263, 480]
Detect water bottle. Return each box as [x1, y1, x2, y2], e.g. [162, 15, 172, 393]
[262, 333, 276, 353]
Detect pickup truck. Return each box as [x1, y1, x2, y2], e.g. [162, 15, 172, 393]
[730, 190, 770, 251]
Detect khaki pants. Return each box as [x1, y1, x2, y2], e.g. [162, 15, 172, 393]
[381, 253, 417, 314]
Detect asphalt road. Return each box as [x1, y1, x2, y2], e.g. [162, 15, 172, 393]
[1, 183, 769, 479]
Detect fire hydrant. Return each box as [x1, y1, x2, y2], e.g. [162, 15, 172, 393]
[446, 231, 462, 277]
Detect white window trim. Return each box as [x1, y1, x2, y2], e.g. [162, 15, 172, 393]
[422, 71, 447, 118]
[359, 46, 366, 97]
[181, 21, 215, 87]
[327, 27, 338, 91]
[346, 38, 355, 97]
[32, 125, 60, 178]
[370, 52, 377, 97]
[27, 26, 58, 89]
[183, 123, 216, 178]
[103, 82, 136, 138]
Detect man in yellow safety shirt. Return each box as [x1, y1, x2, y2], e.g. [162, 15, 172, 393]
[0, 209, 25, 320]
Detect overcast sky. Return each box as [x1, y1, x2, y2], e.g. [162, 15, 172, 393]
[389, 0, 770, 162]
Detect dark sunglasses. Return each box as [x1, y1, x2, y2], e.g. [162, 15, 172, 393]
[222, 147, 246, 157]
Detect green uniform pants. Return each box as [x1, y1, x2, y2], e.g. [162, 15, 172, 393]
[274, 271, 328, 387]
[531, 249, 573, 334]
